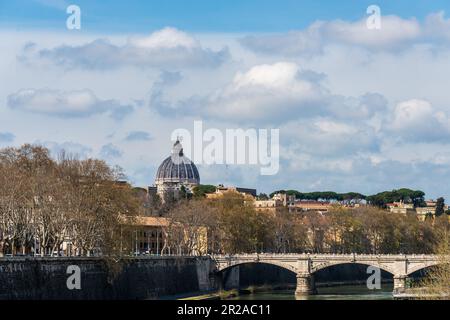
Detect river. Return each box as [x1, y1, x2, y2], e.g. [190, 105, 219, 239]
[226, 284, 394, 300]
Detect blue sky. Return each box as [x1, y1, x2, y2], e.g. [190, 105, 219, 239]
[2, 1, 450, 199]
[1, 0, 450, 32]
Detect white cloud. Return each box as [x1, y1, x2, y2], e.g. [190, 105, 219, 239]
[7, 88, 133, 119]
[152, 62, 330, 123]
[240, 13, 450, 56]
[239, 24, 325, 56]
[391, 99, 434, 128]
[424, 11, 450, 42]
[281, 118, 380, 157]
[232, 62, 305, 88]
[209, 62, 327, 120]
[152, 62, 390, 125]
[28, 27, 230, 70]
[314, 120, 356, 135]
[387, 99, 450, 142]
[322, 16, 421, 49]
[129, 27, 198, 50]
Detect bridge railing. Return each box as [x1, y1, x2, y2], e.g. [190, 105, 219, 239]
[211, 253, 440, 259]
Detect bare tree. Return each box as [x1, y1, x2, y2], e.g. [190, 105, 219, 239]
[419, 217, 450, 299]
[166, 199, 218, 255]
[0, 145, 139, 258]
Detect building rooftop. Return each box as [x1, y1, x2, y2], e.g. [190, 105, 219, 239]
[155, 140, 200, 185]
[122, 216, 170, 227]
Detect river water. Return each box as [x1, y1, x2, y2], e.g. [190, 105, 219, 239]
[226, 284, 394, 300]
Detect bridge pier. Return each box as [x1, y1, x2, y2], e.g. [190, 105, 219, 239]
[295, 273, 316, 296]
[393, 275, 407, 294]
[209, 272, 223, 291]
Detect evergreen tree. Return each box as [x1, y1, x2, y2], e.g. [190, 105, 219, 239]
[435, 197, 445, 217]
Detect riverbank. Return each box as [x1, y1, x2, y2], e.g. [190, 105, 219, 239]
[393, 287, 450, 300]
[227, 285, 394, 300]
[226, 284, 394, 300]
[317, 279, 393, 288]
[177, 287, 281, 301]
[178, 280, 395, 300]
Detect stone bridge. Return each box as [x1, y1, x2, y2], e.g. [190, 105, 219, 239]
[212, 254, 443, 295]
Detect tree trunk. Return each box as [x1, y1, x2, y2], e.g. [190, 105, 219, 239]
[0, 240, 4, 257]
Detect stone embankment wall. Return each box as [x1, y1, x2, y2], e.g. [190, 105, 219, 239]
[0, 256, 217, 300]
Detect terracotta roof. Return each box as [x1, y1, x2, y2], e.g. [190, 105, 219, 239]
[122, 215, 170, 227]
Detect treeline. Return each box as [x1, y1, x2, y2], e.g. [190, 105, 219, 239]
[0, 145, 139, 257]
[270, 188, 433, 208]
[192, 185, 217, 198]
[366, 189, 426, 208]
[191, 186, 431, 210]
[166, 192, 449, 255]
[270, 190, 367, 201]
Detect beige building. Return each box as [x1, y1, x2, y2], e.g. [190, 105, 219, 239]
[272, 193, 296, 206]
[415, 207, 435, 221]
[122, 215, 209, 256]
[415, 200, 448, 221]
[292, 201, 333, 214]
[121, 216, 170, 255]
[253, 193, 296, 213]
[387, 200, 449, 221]
[387, 201, 416, 215]
[206, 185, 256, 201]
[253, 199, 285, 213]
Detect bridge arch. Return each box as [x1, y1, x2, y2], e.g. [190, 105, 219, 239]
[311, 261, 396, 276]
[406, 261, 444, 276]
[215, 261, 298, 291]
[217, 261, 297, 274]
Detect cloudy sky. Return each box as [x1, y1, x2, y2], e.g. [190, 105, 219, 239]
[1, 0, 450, 199]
